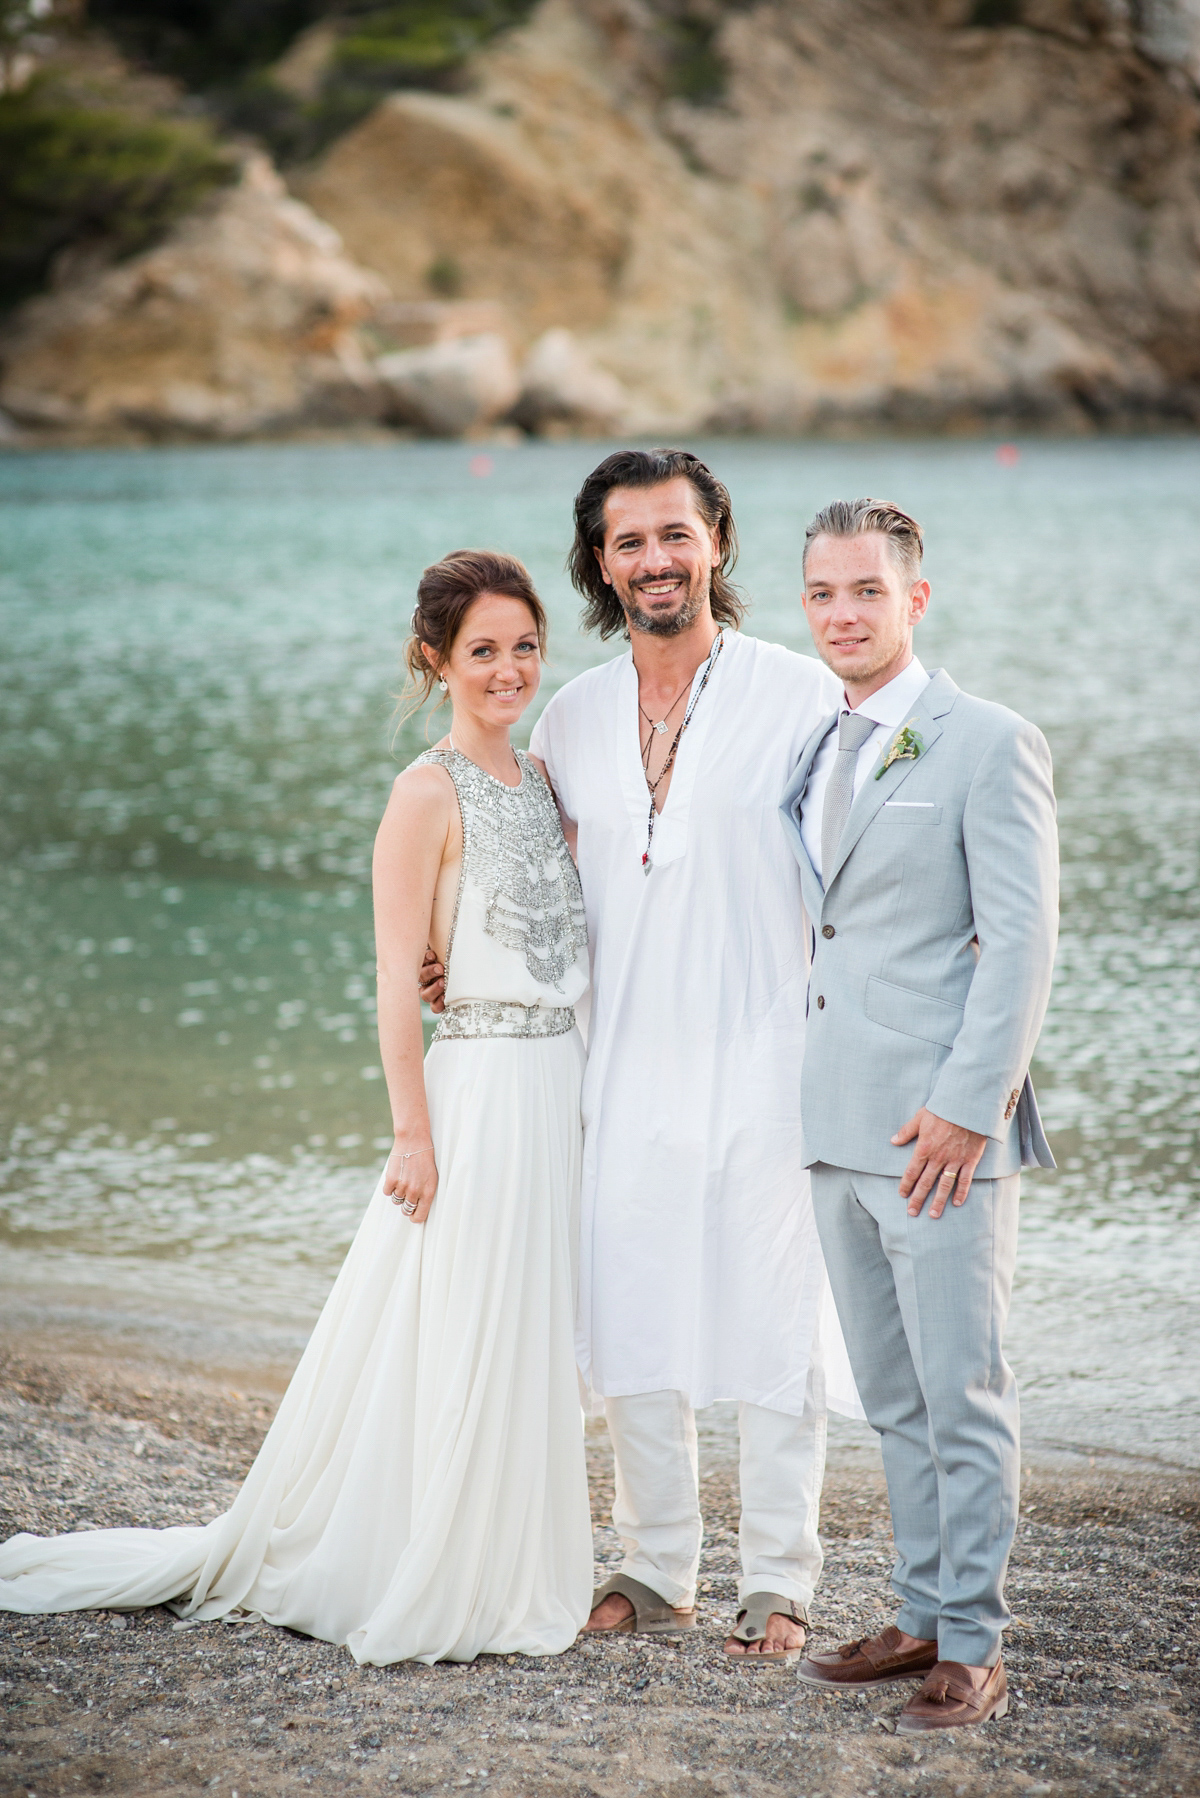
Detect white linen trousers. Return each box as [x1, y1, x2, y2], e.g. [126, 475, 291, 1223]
[605, 1370, 827, 1611]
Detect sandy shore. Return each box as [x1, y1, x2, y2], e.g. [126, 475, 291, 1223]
[0, 1329, 1197, 1798]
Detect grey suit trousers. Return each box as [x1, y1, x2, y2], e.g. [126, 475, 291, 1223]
[810, 1163, 1020, 1667]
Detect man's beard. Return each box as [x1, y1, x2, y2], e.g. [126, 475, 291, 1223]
[620, 570, 709, 638]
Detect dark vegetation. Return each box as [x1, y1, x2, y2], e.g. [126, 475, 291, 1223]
[0, 70, 233, 308]
[0, 0, 739, 317]
[88, 0, 326, 87]
[92, 0, 540, 163]
[970, 0, 1024, 23]
[0, 0, 538, 314]
[662, 12, 726, 105]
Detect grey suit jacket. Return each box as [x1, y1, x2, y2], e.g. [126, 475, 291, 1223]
[779, 668, 1058, 1179]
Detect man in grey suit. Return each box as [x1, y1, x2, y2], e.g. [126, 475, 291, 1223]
[779, 498, 1058, 1734]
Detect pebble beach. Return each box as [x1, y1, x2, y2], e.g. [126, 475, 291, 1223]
[1, 1330, 1196, 1798]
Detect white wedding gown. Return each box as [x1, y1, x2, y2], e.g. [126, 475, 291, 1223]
[0, 747, 595, 1664]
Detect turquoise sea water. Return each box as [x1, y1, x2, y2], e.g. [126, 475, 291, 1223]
[1, 438, 1197, 1467]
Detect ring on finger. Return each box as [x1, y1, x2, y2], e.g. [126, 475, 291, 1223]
[942, 1166, 960, 1182]
[400, 1197, 417, 1218]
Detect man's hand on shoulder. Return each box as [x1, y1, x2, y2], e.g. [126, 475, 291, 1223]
[893, 1108, 988, 1218]
[419, 946, 445, 1014]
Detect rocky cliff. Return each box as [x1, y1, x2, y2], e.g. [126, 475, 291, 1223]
[295, 0, 1200, 432]
[0, 155, 387, 440]
[5, 0, 1200, 438]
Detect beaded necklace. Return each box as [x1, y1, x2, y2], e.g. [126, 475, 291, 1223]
[640, 629, 725, 875]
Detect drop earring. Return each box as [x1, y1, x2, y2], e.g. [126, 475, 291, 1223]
[438, 677, 448, 692]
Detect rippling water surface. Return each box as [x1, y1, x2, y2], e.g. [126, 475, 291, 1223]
[1, 439, 1197, 1467]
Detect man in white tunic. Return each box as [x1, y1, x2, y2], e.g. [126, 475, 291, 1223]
[529, 450, 862, 1661]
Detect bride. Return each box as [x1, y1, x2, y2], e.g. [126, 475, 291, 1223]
[0, 549, 595, 1664]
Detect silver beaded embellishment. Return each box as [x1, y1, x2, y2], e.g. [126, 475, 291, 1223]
[433, 1001, 575, 1043]
[414, 747, 588, 992]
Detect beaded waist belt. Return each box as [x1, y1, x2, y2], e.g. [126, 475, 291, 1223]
[433, 1001, 576, 1042]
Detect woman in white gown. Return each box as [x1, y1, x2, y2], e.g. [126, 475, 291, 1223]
[0, 550, 595, 1664]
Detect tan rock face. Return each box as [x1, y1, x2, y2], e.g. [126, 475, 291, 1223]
[512, 328, 627, 434]
[296, 87, 630, 338]
[370, 299, 512, 350]
[0, 157, 388, 440]
[5, 0, 1200, 439]
[293, 0, 1200, 431]
[376, 332, 521, 435]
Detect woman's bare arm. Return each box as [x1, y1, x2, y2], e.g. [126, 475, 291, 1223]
[372, 764, 455, 1223]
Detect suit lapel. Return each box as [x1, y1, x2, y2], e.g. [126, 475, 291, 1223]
[825, 670, 959, 887]
[780, 710, 837, 909]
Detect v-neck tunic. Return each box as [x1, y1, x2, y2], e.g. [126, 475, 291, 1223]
[531, 631, 861, 1418]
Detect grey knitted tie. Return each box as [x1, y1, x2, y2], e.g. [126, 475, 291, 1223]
[821, 709, 878, 883]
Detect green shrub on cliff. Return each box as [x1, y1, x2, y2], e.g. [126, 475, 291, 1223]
[334, 0, 533, 86]
[93, 0, 538, 163]
[89, 0, 324, 89]
[275, 1, 536, 152]
[0, 76, 234, 308]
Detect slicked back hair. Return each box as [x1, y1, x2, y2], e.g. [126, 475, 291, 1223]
[568, 448, 746, 640]
[803, 498, 924, 585]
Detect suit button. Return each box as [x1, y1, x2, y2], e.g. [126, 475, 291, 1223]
[816, 995, 825, 1009]
[821, 924, 835, 938]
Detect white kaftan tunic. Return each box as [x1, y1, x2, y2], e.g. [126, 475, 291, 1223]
[530, 630, 862, 1419]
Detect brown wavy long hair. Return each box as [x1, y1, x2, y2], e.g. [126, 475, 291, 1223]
[395, 549, 548, 727]
[567, 448, 746, 640]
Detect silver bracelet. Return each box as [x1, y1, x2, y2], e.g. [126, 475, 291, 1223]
[394, 1147, 432, 1169]
[389, 1146, 432, 1209]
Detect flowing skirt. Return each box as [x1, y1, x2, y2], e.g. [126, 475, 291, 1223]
[0, 1030, 594, 1664]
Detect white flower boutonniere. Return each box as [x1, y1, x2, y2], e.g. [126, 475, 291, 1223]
[875, 718, 926, 780]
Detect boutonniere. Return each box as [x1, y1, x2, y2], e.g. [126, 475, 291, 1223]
[875, 718, 926, 779]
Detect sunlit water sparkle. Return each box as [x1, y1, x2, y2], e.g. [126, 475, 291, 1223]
[1, 438, 1197, 1469]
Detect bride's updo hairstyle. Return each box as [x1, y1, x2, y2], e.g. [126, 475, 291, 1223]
[397, 548, 549, 726]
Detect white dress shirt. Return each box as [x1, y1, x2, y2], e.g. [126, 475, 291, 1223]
[799, 655, 932, 883]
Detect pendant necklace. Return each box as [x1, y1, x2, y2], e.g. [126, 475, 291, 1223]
[641, 630, 725, 876]
[638, 677, 692, 751]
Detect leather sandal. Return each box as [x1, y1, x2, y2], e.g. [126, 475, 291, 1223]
[585, 1572, 698, 1635]
[723, 1591, 808, 1666]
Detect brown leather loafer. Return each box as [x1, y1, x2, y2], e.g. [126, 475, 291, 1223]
[895, 1659, 1008, 1733]
[797, 1624, 939, 1692]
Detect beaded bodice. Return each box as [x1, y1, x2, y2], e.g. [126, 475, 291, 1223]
[415, 748, 588, 1023]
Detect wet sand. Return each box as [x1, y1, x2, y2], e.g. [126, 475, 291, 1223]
[1, 1328, 1197, 1798]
